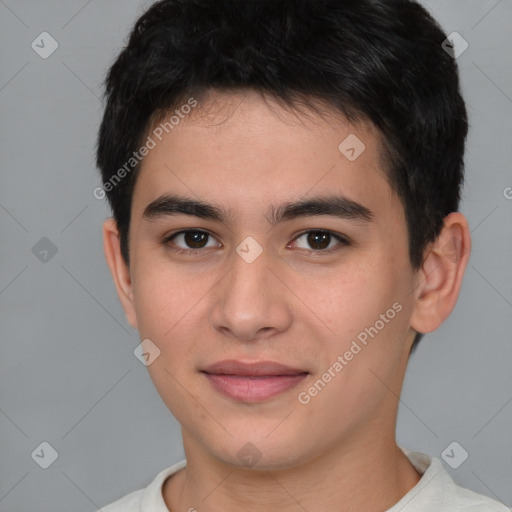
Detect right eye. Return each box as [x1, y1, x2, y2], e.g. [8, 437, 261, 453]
[163, 230, 222, 255]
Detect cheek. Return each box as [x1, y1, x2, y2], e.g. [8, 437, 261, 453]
[131, 256, 206, 338]
[300, 255, 409, 371]
[130, 267, 204, 411]
[295, 298, 408, 437]
[293, 259, 387, 341]
[130, 261, 221, 380]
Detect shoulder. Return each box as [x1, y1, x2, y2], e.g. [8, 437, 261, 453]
[399, 448, 510, 512]
[97, 459, 187, 512]
[448, 479, 511, 511]
[99, 489, 143, 512]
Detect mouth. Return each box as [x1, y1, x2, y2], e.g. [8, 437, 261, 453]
[201, 360, 309, 403]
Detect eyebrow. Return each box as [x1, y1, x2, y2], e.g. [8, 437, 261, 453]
[142, 194, 374, 226]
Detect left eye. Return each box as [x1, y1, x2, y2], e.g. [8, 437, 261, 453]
[291, 230, 347, 251]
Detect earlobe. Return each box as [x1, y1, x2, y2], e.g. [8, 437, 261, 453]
[102, 218, 138, 330]
[409, 212, 471, 335]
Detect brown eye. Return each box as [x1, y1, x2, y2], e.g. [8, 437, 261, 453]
[183, 231, 209, 248]
[307, 231, 331, 249]
[165, 230, 220, 252]
[292, 230, 348, 252]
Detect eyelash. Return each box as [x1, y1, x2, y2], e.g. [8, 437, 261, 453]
[162, 229, 350, 256]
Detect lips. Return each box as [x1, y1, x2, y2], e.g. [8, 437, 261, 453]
[202, 360, 309, 402]
[203, 360, 308, 376]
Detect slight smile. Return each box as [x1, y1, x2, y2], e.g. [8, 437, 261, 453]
[201, 360, 309, 403]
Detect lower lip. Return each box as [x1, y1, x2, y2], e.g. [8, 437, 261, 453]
[203, 372, 308, 403]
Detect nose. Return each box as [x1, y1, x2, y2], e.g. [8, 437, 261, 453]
[209, 247, 293, 342]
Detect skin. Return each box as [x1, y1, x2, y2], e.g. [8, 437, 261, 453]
[103, 88, 471, 512]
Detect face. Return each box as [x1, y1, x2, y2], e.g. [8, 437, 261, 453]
[113, 89, 422, 469]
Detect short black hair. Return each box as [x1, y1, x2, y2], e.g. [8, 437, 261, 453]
[96, 0, 468, 352]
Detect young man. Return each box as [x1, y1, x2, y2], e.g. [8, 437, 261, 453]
[96, 0, 509, 510]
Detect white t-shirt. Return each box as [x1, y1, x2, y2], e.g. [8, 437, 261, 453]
[99, 447, 510, 511]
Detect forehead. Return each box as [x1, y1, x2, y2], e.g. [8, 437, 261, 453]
[131, 89, 399, 223]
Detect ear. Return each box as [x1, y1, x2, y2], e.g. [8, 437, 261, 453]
[410, 212, 471, 335]
[102, 218, 138, 330]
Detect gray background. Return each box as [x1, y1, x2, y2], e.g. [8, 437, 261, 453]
[0, 1, 511, 511]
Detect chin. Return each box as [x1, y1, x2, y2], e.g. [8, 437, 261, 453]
[198, 427, 315, 472]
